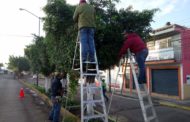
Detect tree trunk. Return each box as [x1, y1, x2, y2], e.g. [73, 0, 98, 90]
[108, 68, 111, 92]
[36, 72, 39, 86]
[44, 77, 50, 93]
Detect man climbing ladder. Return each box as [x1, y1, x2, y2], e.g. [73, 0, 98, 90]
[118, 28, 148, 85]
[117, 29, 158, 122]
[73, 1, 108, 122]
[73, 0, 96, 83]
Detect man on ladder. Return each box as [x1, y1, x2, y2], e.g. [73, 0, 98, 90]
[73, 0, 96, 64]
[118, 28, 148, 85]
[73, 1, 108, 122]
[118, 28, 158, 122]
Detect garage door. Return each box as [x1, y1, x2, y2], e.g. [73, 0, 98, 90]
[152, 69, 178, 96]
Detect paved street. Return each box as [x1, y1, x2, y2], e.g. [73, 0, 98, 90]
[107, 93, 190, 122]
[0, 74, 50, 122]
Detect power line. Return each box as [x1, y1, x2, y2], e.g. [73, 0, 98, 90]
[0, 34, 33, 38]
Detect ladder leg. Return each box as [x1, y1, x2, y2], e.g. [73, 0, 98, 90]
[128, 49, 158, 122]
[74, 35, 108, 122]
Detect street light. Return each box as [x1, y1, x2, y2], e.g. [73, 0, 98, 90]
[19, 8, 41, 36]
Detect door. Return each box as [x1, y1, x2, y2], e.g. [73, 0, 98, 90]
[152, 69, 178, 96]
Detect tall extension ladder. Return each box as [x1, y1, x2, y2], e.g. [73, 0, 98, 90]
[116, 49, 158, 122]
[72, 35, 108, 122]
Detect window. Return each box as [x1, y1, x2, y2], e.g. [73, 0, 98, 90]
[147, 41, 155, 50]
[159, 39, 168, 49]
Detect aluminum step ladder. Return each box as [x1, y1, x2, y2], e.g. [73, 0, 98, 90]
[72, 34, 108, 122]
[127, 49, 159, 122]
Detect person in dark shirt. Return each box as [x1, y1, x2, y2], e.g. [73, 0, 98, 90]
[49, 72, 63, 122]
[118, 29, 148, 84]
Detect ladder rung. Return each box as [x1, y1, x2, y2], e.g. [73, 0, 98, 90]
[141, 92, 148, 98]
[73, 68, 80, 71]
[87, 69, 97, 71]
[83, 61, 96, 64]
[84, 114, 105, 120]
[147, 116, 156, 121]
[83, 73, 97, 76]
[83, 100, 103, 104]
[144, 104, 152, 110]
[83, 86, 101, 89]
[73, 59, 80, 61]
[118, 73, 124, 75]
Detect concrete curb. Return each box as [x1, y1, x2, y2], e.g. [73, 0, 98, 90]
[159, 101, 190, 111]
[19, 80, 80, 122]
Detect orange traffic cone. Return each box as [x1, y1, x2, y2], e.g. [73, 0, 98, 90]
[19, 88, 25, 98]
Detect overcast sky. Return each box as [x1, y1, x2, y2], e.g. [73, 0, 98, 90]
[0, 0, 190, 65]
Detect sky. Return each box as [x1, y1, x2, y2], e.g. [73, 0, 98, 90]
[0, 0, 190, 66]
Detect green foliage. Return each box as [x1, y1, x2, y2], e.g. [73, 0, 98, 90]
[25, 35, 53, 76]
[33, 84, 46, 94]
[94, 2, 158, 69]
[118, 7, 158, 40]
[8, 56, 30, 72]
[62, 96, 80, 107]
[43, 0, 76, 71]
[0, 63, 3, 68]
[63, 116, 78, 122]
[67, 70, 79, 100]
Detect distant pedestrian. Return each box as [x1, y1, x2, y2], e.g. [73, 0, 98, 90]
[102, 79, 109, 102]
[49, 72, 63, 122]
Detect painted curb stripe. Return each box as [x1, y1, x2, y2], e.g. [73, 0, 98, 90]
[159, 101, 190, 111]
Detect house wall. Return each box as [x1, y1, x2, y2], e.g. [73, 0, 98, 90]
[180, 29, 190, 99]
[181, 29, 190, 84]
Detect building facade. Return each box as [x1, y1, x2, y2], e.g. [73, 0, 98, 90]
[145, 24, 190, 100]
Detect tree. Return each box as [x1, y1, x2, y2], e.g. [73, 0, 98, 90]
[25, 35, 54, 86]
[8, 56, 30, 78]
[0, 63, 3, 68]
[43, 0, 76, 71]
[25, 37, 41, 74]
[43, 0, 79, 98]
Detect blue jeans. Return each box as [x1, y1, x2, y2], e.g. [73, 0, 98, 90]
[103, 89, 109, 102]
[135, 48, 148, 84]
[79, 28, 95, 62]
[49, 97, 61, 122]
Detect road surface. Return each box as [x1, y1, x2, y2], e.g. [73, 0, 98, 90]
[0, 74, 51, 122]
